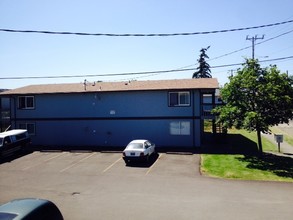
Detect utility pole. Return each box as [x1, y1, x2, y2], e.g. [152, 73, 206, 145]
[228, 69, 236, 77]
[246, 35, 264, 59]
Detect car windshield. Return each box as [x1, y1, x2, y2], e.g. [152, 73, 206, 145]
[127, 143, 144, 149]
[0, 212, 18, 220]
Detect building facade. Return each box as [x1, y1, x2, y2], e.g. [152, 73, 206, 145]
[0, 78, 219, 149]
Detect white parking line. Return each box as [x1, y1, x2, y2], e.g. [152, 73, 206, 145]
[145, 154, 163, 175]
[44, 152, 67, 162]
[102, 157, 122, 173]
[60, 153, 96, 173]
[22, 152, 66, 171]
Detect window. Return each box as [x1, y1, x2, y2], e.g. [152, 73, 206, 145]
[19, 123, 35, 135]
[18, 96, 35, 109]
[202, 94, 212, 104]
[169, 92, 190, 107]
[170, 121, 190, 135]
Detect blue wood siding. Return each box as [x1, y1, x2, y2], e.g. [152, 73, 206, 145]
[12, 90, 203, 148]
[18, 119, 200, 148]
[16, 91, 195, 118]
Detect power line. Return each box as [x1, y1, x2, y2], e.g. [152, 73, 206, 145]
[1, 20, 293, 37]
[208, 46, 251, 62]
[1, 69, 195, 80]
[209, 29, 293, 62]
[1, 56, 292, 80]
[255, 29, 293, 46]
[156, 29, 293, 75]
[168, 29, 293, 73]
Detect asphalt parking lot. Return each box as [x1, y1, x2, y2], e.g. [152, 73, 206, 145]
[0, 151, 293, 220]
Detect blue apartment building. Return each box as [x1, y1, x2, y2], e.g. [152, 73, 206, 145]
[0, 78, 219, 149]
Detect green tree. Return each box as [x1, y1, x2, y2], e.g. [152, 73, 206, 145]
[213, 59, 293, 154]
[192, 46, 212, 78]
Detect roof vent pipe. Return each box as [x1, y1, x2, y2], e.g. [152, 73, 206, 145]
[84, 79, 87, 91]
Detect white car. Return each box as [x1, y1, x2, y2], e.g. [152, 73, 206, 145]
[0, 129, 31, 158]
[122, 140, 156, 164]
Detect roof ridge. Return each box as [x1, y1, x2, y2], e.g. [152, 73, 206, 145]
[0, 78, 219, 95]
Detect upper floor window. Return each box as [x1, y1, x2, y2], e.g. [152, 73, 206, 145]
[169, 92, 190, 107]
[18, 96, 35, 109]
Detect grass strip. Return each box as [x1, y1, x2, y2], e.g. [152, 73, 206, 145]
[201, 129, 293, 182]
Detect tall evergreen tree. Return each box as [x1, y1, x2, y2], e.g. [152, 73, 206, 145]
[192, 46, 212, 78]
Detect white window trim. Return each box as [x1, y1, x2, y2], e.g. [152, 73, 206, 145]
[170, 121, 191, 135]
[169, 91, 190, 107]
[18, 96, 35, 109]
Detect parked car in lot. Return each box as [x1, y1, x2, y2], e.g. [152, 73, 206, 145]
[0, 198, 63, 220]
[122, 139, 156, 164]
[0, 129, 30, 158]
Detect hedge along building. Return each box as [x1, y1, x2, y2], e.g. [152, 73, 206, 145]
[0, 78, 219, 150]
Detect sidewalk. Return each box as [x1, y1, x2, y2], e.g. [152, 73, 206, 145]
[262, 126, 293, 157]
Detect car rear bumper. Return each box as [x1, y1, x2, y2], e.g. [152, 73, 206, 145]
[123, 155, 148, 163]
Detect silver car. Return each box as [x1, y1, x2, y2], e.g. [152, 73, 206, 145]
[122, 139, 156, 164]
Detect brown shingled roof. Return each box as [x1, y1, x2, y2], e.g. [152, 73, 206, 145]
[0, 78, 219, 95]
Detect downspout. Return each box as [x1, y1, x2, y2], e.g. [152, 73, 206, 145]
[12, 96, 17, 129]
[192, 90, 195, 148]
[212, 92, 216, 134]
[199, 90, 203, 145]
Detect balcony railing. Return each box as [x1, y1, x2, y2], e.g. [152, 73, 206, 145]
[201, 103, 224, 117]
[202, 105, 214, 117]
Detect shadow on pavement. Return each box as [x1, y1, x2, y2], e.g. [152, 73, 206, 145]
[124, 153, 159, 168]
[0, 150, 34, 164]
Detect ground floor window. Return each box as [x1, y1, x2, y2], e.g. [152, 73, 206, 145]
[170, 121, 190, 135]
[19, 123, 36, 135]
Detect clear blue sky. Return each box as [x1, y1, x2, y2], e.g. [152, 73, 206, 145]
[1, 0, 293, 89]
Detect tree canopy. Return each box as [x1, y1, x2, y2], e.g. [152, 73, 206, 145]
[192, 46, 212, 78]
[213, 59, 293, 154]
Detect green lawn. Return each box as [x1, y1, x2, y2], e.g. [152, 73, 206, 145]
[201, 129, 293, 182]
[229, 128, 278, 152]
